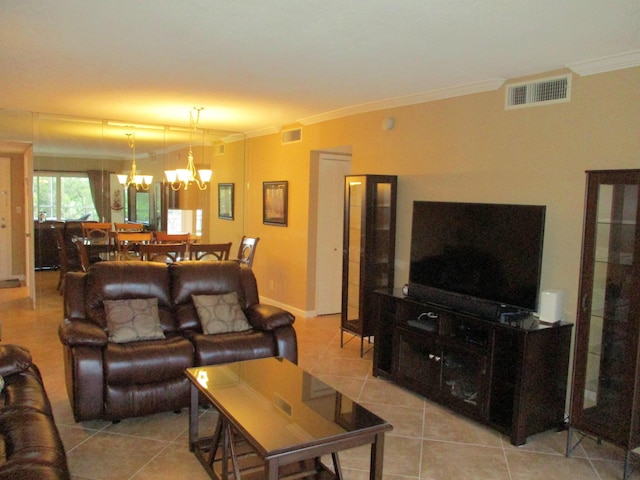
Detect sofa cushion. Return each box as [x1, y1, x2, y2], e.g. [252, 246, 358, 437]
[192, 293, 251, 334]
[104, 335, 194, 384]
[84, 262, 176, 333]
[104, 298, 165, 343]
[170, 261, 246, 331]
[0, 345, 32, 377]
[0, 408, 69, 479]
[189, 330, 277, 366]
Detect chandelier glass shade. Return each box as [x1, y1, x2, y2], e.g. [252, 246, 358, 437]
[117, 132, 152, 190]
[165, 107, 212, 191]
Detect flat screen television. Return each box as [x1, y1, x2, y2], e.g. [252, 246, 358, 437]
[408, 201, 546, 320]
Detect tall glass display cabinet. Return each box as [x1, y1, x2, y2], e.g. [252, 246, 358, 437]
[341, 174, 397, 357]
[567, 169, 640, 479]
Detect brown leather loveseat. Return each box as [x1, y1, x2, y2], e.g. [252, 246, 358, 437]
[0, 344, 70, 479]
[58, 260, 297, 423]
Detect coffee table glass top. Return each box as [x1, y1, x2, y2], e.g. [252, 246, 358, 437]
[186, 357, 390, 455]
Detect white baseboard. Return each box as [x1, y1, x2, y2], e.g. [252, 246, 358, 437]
[258, 295, 317, 319]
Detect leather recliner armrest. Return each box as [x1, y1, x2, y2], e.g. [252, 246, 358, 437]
[0, 345, 32, 377]
[245, 304, 295, 331]
[58, 318, 108, 347]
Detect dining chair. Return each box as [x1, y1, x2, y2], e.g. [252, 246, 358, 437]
[139, 243, 188, 263]
[115, 232, 153, 260]
[189, 242, 232, 261]
[53, 229, 83, 293]
[114, 222, 144, 232]
[82, 222, 112, 243]
[74, 238, 91, 272]
[154, 232, 191, 244]
[237, 236, 259, 268]
[81, 222, 115, 259]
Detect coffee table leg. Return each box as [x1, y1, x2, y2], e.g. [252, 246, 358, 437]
[265, 459, 279, 480]
[189, 383, 199, 451]
[332, 453, 343, 479]
[370, 433, 385, 480]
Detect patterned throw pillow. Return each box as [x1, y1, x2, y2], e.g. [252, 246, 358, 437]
[192, 292, 251, 334]
[104, 298, 165, 343]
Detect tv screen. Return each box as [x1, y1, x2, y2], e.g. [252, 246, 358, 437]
[409, 201, 545, 313]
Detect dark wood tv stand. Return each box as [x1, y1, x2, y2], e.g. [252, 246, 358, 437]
[373, 288, 573, 445]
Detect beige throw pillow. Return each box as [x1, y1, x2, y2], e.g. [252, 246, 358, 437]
[192, 292, 251, 334]
[104, 298, 165, 343]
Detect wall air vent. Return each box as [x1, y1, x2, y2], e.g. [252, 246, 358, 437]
[214, 144, 225, 155]
[505, 74, 571, 109]
[281, 127, 302, 144]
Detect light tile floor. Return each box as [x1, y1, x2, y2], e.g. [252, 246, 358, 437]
[1, 270, 638, 479]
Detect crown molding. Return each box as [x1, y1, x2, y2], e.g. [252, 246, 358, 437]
[568, 50, 640, 76]
[242, 51, 640, 137]
[221, 132, 248, 143]
[242, 125, 280, 139]
[297, 78, 505, 126]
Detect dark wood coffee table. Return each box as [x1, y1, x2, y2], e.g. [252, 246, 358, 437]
[186, 357, 392, 479]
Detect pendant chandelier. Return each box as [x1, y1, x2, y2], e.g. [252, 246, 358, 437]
[164, 107, 212, 191]
[117, 132, 152, 191]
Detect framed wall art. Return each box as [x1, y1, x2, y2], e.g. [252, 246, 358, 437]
[218, 183, 234, 220]
[263, 181, 288, 226]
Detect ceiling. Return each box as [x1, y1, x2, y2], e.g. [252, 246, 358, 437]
[1, 0, 639, 135]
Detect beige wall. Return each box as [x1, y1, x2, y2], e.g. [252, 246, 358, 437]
[244, 67, 640, 321]
[205, 140, 246, 247]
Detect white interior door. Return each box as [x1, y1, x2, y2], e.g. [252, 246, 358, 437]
[0, 157, 12, 280]
[315, 154, 351, 315]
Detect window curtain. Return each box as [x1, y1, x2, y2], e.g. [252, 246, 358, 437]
[87, 170, 112, 223]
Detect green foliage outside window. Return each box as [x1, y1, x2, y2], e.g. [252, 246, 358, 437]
[34, 172, 99, 221]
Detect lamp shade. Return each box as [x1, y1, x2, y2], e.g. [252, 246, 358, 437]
[199, 169, 213, 183]
[176, 169, 191, 182]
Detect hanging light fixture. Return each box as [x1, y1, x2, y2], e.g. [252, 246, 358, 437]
[117, 132, 152, 190]
[164, 107, 212, 191]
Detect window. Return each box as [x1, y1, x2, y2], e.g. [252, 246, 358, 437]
[33, 172, 99, 221]
[167, 209, 202, 237]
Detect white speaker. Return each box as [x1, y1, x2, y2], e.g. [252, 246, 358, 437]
[539, 289, 564, 323]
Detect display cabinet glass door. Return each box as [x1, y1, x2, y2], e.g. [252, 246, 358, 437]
[568, 170, 640, 479]
[341, 175, 397, 357]
[582, 183, 636, 422]
[345, 180, 363, 326]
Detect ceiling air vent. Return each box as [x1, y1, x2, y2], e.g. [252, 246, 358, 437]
[281, 127, 302, 144]
[505, 74, 571, 109]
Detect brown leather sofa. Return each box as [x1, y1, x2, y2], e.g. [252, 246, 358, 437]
[0, 344, 70, 480]
[58, 260, 297, 423]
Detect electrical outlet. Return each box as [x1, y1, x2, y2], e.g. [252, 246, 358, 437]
[269, 280, 275, 290]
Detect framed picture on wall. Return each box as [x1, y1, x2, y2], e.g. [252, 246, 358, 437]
[218, 183, 234, 220]
[263, 181, 288, 226]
